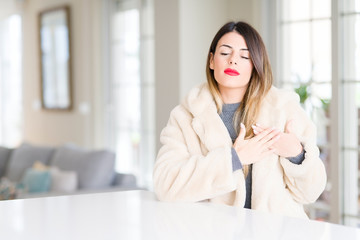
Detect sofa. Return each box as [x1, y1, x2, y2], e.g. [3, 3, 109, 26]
[0, 143, 138, 200]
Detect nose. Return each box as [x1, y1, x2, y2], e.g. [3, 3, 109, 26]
[229, 54, 237, 65]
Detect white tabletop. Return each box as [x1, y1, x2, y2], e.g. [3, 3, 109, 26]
[0, 190, 359, 240]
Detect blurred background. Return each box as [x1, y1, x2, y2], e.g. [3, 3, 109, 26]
[0, 0, 359, 227]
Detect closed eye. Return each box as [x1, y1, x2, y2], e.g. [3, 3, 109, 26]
[221, 53, 230, 56]
[241, 56, 249, 59]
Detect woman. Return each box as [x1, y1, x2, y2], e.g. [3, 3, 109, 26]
[153, 21, 326, 219]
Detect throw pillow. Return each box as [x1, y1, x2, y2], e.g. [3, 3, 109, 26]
[5, 143, 55, 183]
[22, 168, 51, 193]
[50, 144, 115, 189]
[50, 167, 78, 192]
[33, 161, 49, 171]
[32, 161, 78, 192]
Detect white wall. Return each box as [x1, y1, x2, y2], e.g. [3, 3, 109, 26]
[179, 0, 261, 100]
[0, 0, 21, 21]
[154, 0, 263, 150]
[154, 0, 180, 151]
[179, 0, 227, 99]
[2, 0, 264, 152]
[21, 0, 103, 148]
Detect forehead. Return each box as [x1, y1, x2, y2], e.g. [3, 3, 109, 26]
[216, 32, 248, 50]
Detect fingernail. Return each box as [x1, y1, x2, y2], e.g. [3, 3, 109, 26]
[255, 122, 261, 126]
[241, 123, 245, 129]
[251, 124, 256, 129]
[253, 129, 259, 134]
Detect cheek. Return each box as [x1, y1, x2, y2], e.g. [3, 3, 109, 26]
[242, 63, 254, 76]
[213, 57, 224, 70]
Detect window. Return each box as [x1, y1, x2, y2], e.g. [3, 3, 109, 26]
[340, 0, 360, 227]
[105, 0, 155, 188]
[279, 0, 360, 226]
[278, 0, 332, 222]
[0, 15, 22, 147]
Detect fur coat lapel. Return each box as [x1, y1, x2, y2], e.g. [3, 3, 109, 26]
[181, 83, 232, 151]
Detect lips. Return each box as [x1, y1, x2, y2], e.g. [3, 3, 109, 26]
[224, 68, 239, 76]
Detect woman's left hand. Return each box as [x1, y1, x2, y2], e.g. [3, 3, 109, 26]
[252, 120, 303, 158]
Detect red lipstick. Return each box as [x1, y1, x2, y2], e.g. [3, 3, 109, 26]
[224, 68, 239, 76]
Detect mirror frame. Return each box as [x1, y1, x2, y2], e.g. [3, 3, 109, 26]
[38, 6, 73, 111]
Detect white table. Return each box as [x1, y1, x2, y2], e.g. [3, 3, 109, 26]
[0, 190, 359, 240]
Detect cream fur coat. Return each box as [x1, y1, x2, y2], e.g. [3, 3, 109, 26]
[153, 83, 327, 219]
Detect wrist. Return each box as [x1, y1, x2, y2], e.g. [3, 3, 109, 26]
[290, 142, 303, 158]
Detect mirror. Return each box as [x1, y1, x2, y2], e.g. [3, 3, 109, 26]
[39, 6, 72, 110]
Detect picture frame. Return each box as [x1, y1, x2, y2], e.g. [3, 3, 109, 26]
[39, 6, 72, 110]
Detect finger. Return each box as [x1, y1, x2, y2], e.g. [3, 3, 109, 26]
[252, 125, 261, 135]
[260, 130, 281, 146]
[252, 127, 274, 141]
[263, 133, 281, 149]
[252, 124, 274, 135]
[258, 133, 280, 153]
[237, 123, 246, 140]
[254, 128, 280, 143]
[285, 119, 294, 134]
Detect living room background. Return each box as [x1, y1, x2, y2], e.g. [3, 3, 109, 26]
[3, 0, 360, 228]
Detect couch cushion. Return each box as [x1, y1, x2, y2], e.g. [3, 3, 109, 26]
[0, 146, 12, 178]
[50, 144, 115, 189]
[5, 143, 55, 182]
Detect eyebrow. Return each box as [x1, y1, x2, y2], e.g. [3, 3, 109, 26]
[219, 44, 249, 51]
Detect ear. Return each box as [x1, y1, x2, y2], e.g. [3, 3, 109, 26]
[209, 52, 214, 70]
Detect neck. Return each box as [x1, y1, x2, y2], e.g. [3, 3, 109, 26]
[219, 86, 246, 104]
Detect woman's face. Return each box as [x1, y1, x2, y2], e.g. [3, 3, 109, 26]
[210, 32, 253, 95]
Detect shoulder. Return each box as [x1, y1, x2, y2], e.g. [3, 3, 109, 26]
[263, 86, 300, 108]
[180, 82, 216, 116]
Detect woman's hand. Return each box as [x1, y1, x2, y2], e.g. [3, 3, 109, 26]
[233, 123, 281, 165]
[252, 120, 303, 158]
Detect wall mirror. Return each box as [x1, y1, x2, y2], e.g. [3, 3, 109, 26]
[39, 6, 72, 110]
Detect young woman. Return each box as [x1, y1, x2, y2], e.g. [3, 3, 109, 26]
[153, 21, 327, 219]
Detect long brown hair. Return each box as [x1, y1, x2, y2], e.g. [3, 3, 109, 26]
[206, 21, 273, 175]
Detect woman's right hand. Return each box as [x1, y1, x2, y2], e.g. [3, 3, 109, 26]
[233, 123, 281, 165]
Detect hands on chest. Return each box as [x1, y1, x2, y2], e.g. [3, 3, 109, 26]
[233, 119, 303, 165]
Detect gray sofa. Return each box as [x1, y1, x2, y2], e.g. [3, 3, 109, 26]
[0, 143, 138, 199]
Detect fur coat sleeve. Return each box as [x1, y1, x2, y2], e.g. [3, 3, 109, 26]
[276, 91, 327, 204]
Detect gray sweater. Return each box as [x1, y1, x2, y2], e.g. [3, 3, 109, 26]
[219, 102, 305, 209]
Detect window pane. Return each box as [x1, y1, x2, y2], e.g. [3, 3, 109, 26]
[312, 20, 331, 82]
[280, 0, 332, 223]
[342, 149, 359, 228]
[343, 0, 360, 13]
[282, 0, 310, 21]
[111, 8, 141, 174]
[342, 82, 360, 149]
[312, 0, 331, 18]
[310, 83, 331, 144]
[0, 15, 22, 147]
[281, 23, 311, 83]
[114, 86, 141, 128]
[112, 9, 140, 85]
[342, 15, 360, 81]
[108, 0, 155, 188]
